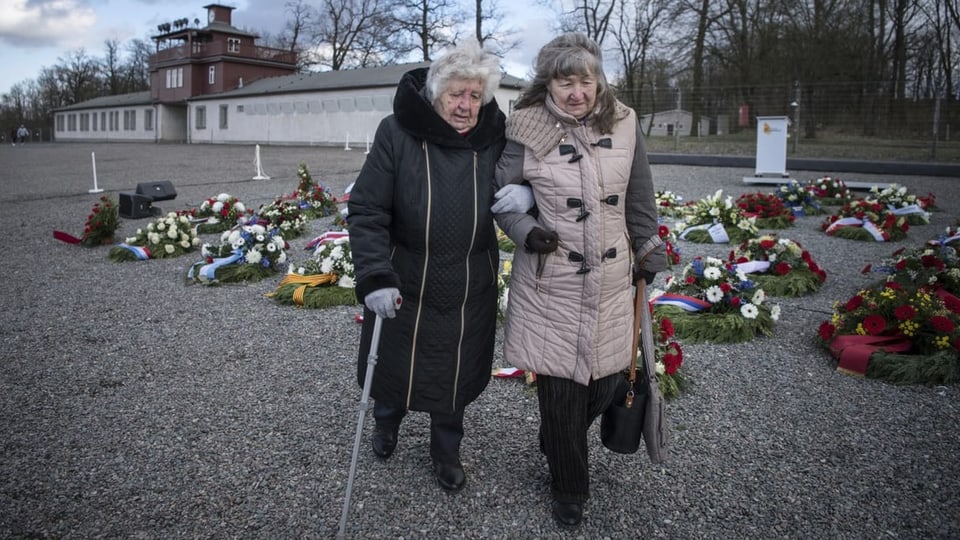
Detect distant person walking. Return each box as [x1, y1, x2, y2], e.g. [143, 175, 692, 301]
[16, 125, 29, 144]
[10, 127, 17, 146]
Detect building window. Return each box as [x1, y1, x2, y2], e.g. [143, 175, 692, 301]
[219, 104, 228, 129]
[101, 112, 106, 130]
[177, 67, 183, 88]
[79, 113, 88, 131]
[227, 38, 241, 53]
[209, 66, 216, 85]
[196, 106, 206, 130]
[123, 110, 136, 131]
[68, 114, 76, 132]
[56, 115, 64, 132]
[237, 104, 244, 113]
[92, 112, 97, 131]
[144, 109, 153, 131]
[110, 111, 119, 131]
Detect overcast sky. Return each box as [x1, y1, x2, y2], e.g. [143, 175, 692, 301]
[0, 0, 556, 98]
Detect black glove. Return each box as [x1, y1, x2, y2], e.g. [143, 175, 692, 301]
[525, 227, 559, 254]
[633, 266, 656, 285]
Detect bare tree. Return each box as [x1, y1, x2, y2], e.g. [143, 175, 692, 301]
[56, 49, 101, 105]
[124, 38, 153, 92]
[557, 0, 616, 44]
[392, 0, 464, 61]
[609, 0, 671, 112]
[471, 0, 520, 56]
[312, 0, 403, 69]
[274, 0, 318, 71]
[102, 39, 124, 95]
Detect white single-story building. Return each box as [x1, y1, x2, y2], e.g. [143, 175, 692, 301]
[53, 63, 526, 146]
[639, 109, 713, 137]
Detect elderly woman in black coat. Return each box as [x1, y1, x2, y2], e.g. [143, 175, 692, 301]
[347, 39, 530, 492]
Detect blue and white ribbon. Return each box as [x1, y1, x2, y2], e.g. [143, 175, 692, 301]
[117, 243, 151, 260]
[189, 251, 244, 282]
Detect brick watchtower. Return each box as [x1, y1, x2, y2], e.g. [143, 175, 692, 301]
[148, 3, 297, 104]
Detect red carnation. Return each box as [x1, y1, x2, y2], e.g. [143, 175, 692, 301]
[930, 315, 955, 333]
[846, 295, 864, 311]
[884, 282, 902, 290]
[775, 262, 791, 275]
[818, 321, 836, 341]
[663, 343, 683, 374]
[760, 239, 775, 250]
[720, 282, 732, 293]
[894, 305, 916, 321]
[730, 296, 741, 307]
[658, 225, 670, 238]
[942, 294, 960, 315]
[863, 314, 887, 335]
[686, 276, 697, 285]
[895, 259, 908, 270]
[659, 318, 675, 339]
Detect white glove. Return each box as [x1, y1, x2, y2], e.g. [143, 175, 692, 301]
[491, 184, 535, 214]
[364, 287, 402, 319]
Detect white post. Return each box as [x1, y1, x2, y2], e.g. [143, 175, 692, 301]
[344, 133, 352, 151]
[252, 144, 270, 180]
[88, 152, 104, 194]
[364, 133, 370, 154]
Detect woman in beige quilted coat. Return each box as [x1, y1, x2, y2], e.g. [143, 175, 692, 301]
[493, 32, 666, 527]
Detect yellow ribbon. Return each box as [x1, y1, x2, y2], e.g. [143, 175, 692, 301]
[270, 273, 338, 306]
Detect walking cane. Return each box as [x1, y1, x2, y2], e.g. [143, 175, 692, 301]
[337, 313, 384, 539]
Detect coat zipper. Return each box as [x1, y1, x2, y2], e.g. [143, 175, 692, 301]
[406, 142, 432, 408]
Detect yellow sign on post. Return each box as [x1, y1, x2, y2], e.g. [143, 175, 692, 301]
[754, 116, 789, 177]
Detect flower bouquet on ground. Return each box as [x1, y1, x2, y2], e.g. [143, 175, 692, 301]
[817, 282, 960, 384]
[657, 223, 682, 266]
[862, 243, 960, 297]
[807, 176, 854, 206]
[187, 220, 289, 284]
[655, 190, 687, 219]
[729, 235, 827, 297]
[497, 259, 512, 321]
[735, 192, 795, 229]
[931, 224, 960, 249]
[675, 189, 758, 244]
[863, 183, 933, 225]
[646, 311, 687, 399]
[109, 212, 200, 261]
[652, 256, 779, 343]
[190, 193, 249, 234]
[54, 195, 122, 247]
[292, 163, 341, 220]
[256, 198, 308, 240]
[267, 232, 358, 308]
[497, 227, 515, 253]
[821, 199, 910, 242]
[774, 180, 823, 216]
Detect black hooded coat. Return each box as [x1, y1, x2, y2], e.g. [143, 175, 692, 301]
[348, 68, 506, 413]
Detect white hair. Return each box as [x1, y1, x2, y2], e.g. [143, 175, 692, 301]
[426, 39, 502, 105]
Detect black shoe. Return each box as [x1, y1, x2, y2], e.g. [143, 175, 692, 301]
[371, 425, 398, 459]
[552, 500, 583, 528]
[433, 460, 466, 492]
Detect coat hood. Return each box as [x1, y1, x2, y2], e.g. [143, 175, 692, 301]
[393, 67, 504, 151]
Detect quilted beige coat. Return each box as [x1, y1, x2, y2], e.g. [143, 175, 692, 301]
[494, 97, 666, 386]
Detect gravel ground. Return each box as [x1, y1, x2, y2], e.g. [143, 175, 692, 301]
[0, 142, 958, 539]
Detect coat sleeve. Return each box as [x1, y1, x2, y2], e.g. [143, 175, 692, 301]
[347, 118, 403, 302]
[625, 118, 667, 273]
[493, 140, 540, 248]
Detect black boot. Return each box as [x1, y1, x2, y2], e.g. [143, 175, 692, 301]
[552, 499, 583, 528]
[371, 423, 398, 459]
[433, 460, 466, 492]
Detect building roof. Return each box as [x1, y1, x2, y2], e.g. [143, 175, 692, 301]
[54, 91, 153, 112]
[188, 62, 527, 101]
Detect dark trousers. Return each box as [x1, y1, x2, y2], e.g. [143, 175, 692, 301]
[536, 372, 620, 503]
[373, 401, 465, 464]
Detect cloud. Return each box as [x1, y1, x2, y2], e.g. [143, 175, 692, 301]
[0, 0, 97, 48]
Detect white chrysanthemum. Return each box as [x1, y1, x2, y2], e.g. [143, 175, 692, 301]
[703, 267, 722, 280]
[156, 221, 166, 231]
[192, 237, 201, 246]
[740, 303, 759, 319]
[706, 256, 723, 266]
[343, 262, 354, 273]
[167, 228, 178, 239]
[706, 285, 724, 303]
[125, 236, 137, 243]
[179, 240, 190, 249]
[709, 207, 720, 217]
[655, 360, 665, 375]
[338, 275, 355, 288]
[200, 201, 211, 211]
[273, 236, 285, 248]
[164, 244, 175, 254]
[266, 242, 276, 252]
[770, 304, 781, 321]
[320, 260, 334, 273]
[216, 193, 230, 201]
[330, 246, 343, 260]
[250, 224, 267, 236]
[246, 250, 262, 264]
[752, 289, 766, 305]
[148, 232, 161, 244]
[234, 202, 245, 213]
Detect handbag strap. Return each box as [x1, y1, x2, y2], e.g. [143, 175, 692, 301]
[637, 279, 658, 385]
[624, 281, 645, 407]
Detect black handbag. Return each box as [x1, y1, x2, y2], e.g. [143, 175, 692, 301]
[600, 280, 669, 462]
